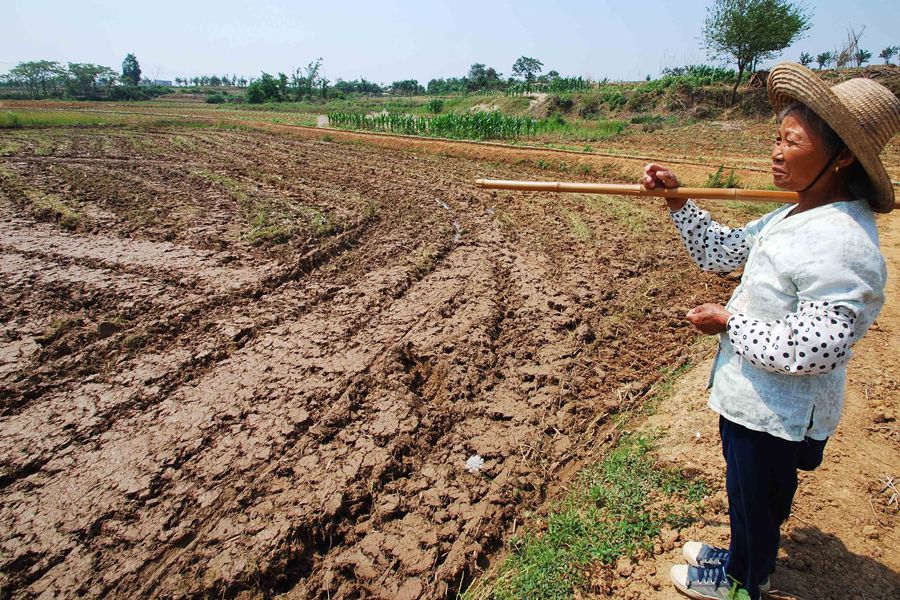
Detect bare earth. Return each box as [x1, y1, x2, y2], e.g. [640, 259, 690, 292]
[0, 117, 897, 599]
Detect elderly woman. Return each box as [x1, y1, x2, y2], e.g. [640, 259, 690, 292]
[642, 63, 898, 600]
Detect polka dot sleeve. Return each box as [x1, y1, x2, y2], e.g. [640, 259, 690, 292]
[670, 200, 750, 273]
[725, 301, 857, 376]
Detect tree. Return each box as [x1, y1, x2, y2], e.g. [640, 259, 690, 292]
[246, 81, 265, 103]
[879, 46, 898, 65]
[834, 25, 864, 69]
[466, 63, 502, 91]
[815, 51, 833, 69]
[799, 52, 813, 67]
[512, 56, 543, 88]
[853, 48, 872, 67]
[67, 63, 116, 98]
[5, 60, 66, 98]
[390, 79, 424, 95]
[702, 0, 812, 105]
[121, 53, 141, 86]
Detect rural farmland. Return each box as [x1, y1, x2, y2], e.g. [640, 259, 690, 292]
[1, 97, 897, 598]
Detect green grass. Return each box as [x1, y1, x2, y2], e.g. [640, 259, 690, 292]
[0, 110, 124, 128]
[465, 434, 707, 600]
[564, 209, 592, 241]
[583, 194, 653, 234]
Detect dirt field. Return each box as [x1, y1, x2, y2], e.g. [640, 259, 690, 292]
[1, 112, 898, 599]
[0, 122, 754, 598]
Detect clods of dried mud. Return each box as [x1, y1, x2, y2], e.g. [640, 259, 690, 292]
[1, 125, 738, 598]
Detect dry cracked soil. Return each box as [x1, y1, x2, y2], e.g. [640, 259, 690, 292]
[1, 121, 896, 600]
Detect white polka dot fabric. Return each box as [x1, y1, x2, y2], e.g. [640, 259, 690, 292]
[726, 301, 856, 375]
[670, 199, 886, 441]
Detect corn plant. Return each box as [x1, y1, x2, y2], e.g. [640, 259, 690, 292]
[327, 111, 538, 140]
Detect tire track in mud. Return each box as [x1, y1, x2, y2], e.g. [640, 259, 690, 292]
[0, 125, 737, 599]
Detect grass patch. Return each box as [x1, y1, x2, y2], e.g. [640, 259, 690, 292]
[465, 433, 707, 599]
[0, 140, 22, 155]
[724, 200, 782, 219]
[0, 110, 123, 128]
[28, 190, 81, 229]
[582, 194, 652, 234]
[564, 209, 592, 241]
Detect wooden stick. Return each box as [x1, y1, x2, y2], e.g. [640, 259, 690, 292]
[475, 178, 799, 203]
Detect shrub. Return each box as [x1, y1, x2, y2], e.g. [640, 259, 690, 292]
[206, 94, 226, 104]
[578, 95, 602, 119]
[246, 81, 266, 104]
[426, 98, 445, 113]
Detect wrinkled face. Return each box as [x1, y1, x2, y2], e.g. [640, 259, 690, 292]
[771, 114, 834, 191]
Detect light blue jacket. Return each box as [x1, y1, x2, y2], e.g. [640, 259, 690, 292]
[671, 199, 886, 441]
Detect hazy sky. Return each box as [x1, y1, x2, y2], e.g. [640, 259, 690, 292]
[4, 1, 899, 83]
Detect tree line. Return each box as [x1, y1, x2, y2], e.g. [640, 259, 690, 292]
[0, 54, 170, 100]
[3, 2, 897, 105]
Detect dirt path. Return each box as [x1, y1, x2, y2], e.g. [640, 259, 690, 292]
[610, 211, 900, 599]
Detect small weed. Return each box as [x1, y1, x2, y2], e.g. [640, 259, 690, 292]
[321, 134, 333, 142]
[705, 166, 741, 189]
[537, 160, 550, 170]
[577, 163, 591, 175]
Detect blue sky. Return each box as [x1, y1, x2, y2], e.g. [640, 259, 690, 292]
[4, 1, 899, 83]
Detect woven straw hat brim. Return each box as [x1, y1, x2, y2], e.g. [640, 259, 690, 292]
[767, 63, 896, 213]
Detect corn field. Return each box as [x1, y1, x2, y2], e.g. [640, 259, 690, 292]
[327, 111, 538, 140]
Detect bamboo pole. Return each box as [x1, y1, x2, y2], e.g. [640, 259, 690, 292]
[474, 179, 799, 204]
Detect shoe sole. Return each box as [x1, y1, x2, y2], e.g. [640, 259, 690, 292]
[681, 545, 770, 593]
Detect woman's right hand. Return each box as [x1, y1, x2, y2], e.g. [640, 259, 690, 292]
[643, 163, 687, 211]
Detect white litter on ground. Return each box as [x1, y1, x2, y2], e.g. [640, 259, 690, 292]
[465, 454, 485, 473]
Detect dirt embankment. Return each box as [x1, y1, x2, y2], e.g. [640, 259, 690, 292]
[0, 126, 743, 598]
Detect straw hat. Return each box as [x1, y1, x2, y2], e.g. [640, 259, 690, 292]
[767, 62, 900, 213]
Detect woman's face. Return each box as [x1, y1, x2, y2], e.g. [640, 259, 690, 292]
[771, 114, 833, 191]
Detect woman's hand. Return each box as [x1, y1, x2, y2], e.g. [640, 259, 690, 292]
[686, 303, 732, 335]
[643, 163, 687, 211]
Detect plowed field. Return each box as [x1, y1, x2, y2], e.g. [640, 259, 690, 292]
[1, 123, 770, 598]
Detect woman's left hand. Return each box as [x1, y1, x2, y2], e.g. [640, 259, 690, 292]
[686, 303, 732, 335]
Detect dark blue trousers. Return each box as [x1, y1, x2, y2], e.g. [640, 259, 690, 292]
[719, 416, 827, 600]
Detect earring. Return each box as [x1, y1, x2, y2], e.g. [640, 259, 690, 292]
[834, 165, 840, 173]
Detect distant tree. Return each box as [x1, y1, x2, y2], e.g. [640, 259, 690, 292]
[67, 63, 117, 97]
[246, 80, 265, 103]
[798, 51, 813, 67]
[466, 63, 503, 91]
[702, 0, 812, 105]
[512, 56, 543, 87]
[879, 46, 898, 64]
[209, 75, 221, 87]
[121, 53, 141, 85]
[853, 48, 872, 67]
[834, 25, 864, 69]
[5, 60, 66, 97]
[390, 79, 424, 95]
[815, 51, 833, 69]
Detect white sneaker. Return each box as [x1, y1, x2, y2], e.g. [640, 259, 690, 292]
[680, 542, 771, 593]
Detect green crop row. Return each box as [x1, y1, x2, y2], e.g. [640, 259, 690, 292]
[327, 111, 538, 140]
